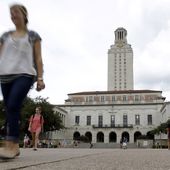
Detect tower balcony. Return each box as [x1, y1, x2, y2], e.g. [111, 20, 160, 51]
[92, 124, 133, 128]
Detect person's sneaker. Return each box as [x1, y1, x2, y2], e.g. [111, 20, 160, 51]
[33, 148, 37, 151]
[0, 148, 20, 159]
[0, 141, 20, 159]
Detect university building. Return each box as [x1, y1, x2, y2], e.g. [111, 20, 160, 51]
[52, 28, 168, 147]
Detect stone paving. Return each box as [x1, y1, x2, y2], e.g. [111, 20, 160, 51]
[0, 148, 170, 170]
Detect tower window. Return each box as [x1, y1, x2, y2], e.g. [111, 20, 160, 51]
[87, 116, 91, 125]
[111, 115, 115, 127]
[75, 116, 80, 125]
[123, 115, 128, 126]
[98, 115, 103, 127]
[135, 115, 140, 125]
[148, 115, 152, 125]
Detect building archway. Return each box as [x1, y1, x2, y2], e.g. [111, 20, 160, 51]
[97, 131, 104, 142]
[85, 131, 92, 142]
[121, 131, 130, 142]
[134, 131, 142, 142]
[146, 131, 154, 140]
[109, 131, 117, 142]
[73, 131, 80, 140]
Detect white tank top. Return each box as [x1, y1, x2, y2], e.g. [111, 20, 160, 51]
[0, 33, 36, 76]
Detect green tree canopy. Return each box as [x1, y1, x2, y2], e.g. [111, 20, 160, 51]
[150, 120, 170, 135]
[21, 96, 64, 135]
[0, 96, 64, 139]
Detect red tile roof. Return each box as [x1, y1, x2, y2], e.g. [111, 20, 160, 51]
[68, 90, 162, 95]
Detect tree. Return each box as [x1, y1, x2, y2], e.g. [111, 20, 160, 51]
[150, 121, 169, 136]
[20, 96, 64, 139]
[150, 121, 169, 148]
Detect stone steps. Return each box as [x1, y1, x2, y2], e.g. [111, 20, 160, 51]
[75, 142, 138, 148]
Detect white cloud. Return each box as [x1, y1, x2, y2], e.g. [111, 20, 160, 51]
[1, 0, 170, 103]
[134, 18, 170, 101]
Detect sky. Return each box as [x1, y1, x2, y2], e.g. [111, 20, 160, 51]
[0, 0, 170, 104]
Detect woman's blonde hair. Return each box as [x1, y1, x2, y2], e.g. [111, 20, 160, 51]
[10, 4, 28, 25]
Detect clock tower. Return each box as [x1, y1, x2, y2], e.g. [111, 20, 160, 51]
[107, 27, 134, 91]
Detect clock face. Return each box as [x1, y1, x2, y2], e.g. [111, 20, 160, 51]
[117, 43, 123, 48]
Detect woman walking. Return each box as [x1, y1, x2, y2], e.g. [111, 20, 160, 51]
[28, 106, 44, 151]
[0, 3, 45, 159]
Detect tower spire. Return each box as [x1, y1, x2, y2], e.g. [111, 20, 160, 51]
[108, 27, 133, 91]
[114, 27, 127, 46]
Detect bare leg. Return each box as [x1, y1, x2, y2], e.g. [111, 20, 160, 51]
[31, 133, 35, 149]
[34, 131, 40, 150]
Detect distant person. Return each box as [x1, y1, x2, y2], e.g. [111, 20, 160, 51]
[122, 137, 127, 149]
[62, 139, 67, 147]
[73, 140, 78, 147]
[0, 3, 45, 159]
[23, 134, 30, 148]
[28, 106, 44, 151]
[90, 142, 93, 148]
[58, 142, 61, 148]
[156, 142, 160, 149]
[120, 138, 123, 148]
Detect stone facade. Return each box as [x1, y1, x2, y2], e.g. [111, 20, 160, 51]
[54, 90, 165, 144]
[51, 28, 169, 146]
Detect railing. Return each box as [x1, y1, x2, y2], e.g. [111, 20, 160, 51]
[92, 124, 133, 128]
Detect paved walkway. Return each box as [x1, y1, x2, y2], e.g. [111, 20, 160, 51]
[0, 148, 170, 170]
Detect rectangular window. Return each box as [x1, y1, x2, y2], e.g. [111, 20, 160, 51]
[135, 95, 141, 101]
[123, 115, 128, 126]
[101, 96, 105, 102]
[75, 116, 80, 125]
[89, 96, 93, 102]
[98, 115, 103, 127]
[112, 96, 116, 101]
[123, 95, 127, 101]
[87, 116, 91, 126]
[135, 115, 140, 125]
[85, 97, 88, 102]
[148, 115, 152, 125]
[111, 115, 115, 127]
